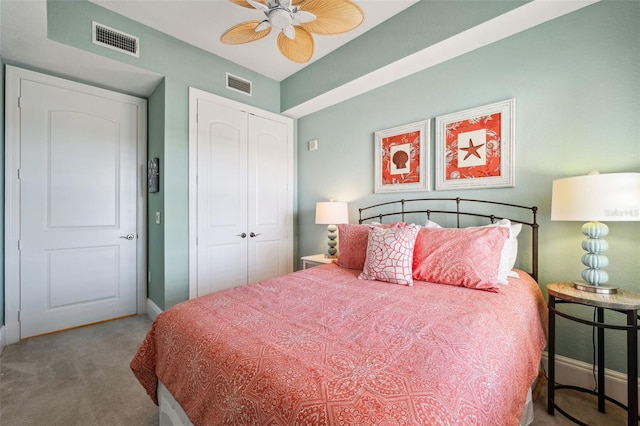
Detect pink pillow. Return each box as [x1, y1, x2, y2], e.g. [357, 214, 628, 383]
[412, 226, 509, 292]
[358, 225, 420, 286]
[336, 222, 406, 270]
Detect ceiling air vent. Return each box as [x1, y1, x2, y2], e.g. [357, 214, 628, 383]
[92, 22, 139, 57]
[226, 73, 252, 96]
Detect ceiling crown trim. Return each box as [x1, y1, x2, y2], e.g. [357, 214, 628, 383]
[282, 0, 599, 119]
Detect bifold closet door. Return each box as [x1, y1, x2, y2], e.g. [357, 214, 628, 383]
[196, 99, 249, 295]
[247, 114, 290, 284]
[195, 99, 291, 297]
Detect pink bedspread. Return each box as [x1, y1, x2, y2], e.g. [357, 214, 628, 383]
[131, 264, 547, 425]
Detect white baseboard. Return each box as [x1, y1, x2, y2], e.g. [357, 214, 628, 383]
[542, 351, 638, 407]
[147, 298, 163, 320]
[0, 325, 6, 356]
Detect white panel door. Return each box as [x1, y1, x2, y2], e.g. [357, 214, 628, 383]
[196, 99, 248, 296]
[247, 114, 290, 283]
[19, 79, 139, 338]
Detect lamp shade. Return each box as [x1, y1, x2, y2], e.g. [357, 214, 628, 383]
[551, 172, 640, 222]
[315, 201, 349, 225]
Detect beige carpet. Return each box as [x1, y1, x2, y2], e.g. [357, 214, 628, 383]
[0, 315, 157, 426]
[0, 315, 631, 425]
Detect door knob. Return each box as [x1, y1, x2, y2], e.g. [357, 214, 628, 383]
[119, 234, 135, 240]
[249, 232, 261, 238]
[237, 233, 247, 238]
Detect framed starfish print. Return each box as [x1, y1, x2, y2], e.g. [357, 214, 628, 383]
[374, 120, 429, 193]
[435, 99, 515, 190]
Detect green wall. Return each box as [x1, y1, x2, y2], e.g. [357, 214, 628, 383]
[147, 80, 166, 308]
[281, 0, 528, 111]
[46, 0, 282, 310]
[293, 1, 640, 374]
[0, 56, 5, 326]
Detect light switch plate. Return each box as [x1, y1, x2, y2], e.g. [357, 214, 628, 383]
[308, 139, 318, 151]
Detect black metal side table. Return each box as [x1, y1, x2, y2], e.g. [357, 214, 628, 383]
[547, 282, 640, 425]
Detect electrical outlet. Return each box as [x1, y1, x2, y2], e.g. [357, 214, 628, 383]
[155, 211, 161, 224]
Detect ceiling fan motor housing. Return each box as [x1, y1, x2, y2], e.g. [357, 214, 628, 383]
[269, 8, 293, 30]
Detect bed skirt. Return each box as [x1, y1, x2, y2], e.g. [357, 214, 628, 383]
[158, 382, 193, 426]
[158, 381, 535, 426]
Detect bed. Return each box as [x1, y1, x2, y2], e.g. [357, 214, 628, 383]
[131, 197, 547, 426]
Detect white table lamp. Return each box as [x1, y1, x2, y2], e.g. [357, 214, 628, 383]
[315, 201, 349, 258]
[551, 171, 640, 294]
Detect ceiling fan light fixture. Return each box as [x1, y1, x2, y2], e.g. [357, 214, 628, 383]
[282, 25, 295, 39]
[254, 20, 271, 32]
[293, 10, 316, 25]
[247, 0, 269, 13]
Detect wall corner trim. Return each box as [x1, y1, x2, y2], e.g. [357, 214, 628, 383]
[147, 298, 163, 320]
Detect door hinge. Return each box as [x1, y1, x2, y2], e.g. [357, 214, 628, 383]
[18, 97, 23, 108]
[17, 168, 21, 180]
[18, 311, 21, 322]
[18, 240, 22, 251]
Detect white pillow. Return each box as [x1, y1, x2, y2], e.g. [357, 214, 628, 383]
[424, 219, 442, 228]
[492, 219, 522, 284]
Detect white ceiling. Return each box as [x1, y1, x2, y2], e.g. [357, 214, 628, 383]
[0, 0, 164, 97]
[90, 0, 418, 81]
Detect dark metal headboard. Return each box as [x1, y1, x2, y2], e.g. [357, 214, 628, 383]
[358, 197, 539, 281]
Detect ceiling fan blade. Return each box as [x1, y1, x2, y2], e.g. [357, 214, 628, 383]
[299, 0, 364, 35]
[277, 26, 314, 63]
[221, 20, 272, 45]
[228, 0, 266, 8]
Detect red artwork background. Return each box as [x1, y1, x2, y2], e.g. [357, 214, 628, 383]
[444, 112, 502, 181]
[381, 130, 421, 185]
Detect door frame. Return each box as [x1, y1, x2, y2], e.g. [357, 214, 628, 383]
[4, 66, 147, 345]
[188, 87, 294, 299]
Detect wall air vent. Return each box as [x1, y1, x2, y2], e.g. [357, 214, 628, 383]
[92, 22, 139, 57]
[226, 73, 252, 96]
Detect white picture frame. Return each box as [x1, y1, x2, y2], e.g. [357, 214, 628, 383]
[374, 120, 430, 193]
[435, 99, 515, 190]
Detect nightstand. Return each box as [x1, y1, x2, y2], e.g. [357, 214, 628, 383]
[301, 254, 335, 269]
[547, 282, 640, 425]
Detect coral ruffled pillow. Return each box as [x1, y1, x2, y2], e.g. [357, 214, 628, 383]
[412, 226, 509, 292]
[336, 223, 406, 270]
[358, 225, 420, 286]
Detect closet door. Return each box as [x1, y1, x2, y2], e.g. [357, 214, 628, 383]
[191, 89, 293, 298]
[196, 99, 248, 295]
[247, 115, 290, 283]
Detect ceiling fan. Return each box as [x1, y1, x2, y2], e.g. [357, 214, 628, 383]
[221, 0, 364, 63]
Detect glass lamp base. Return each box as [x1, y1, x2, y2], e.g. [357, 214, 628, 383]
[572, 280, 618, 294]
